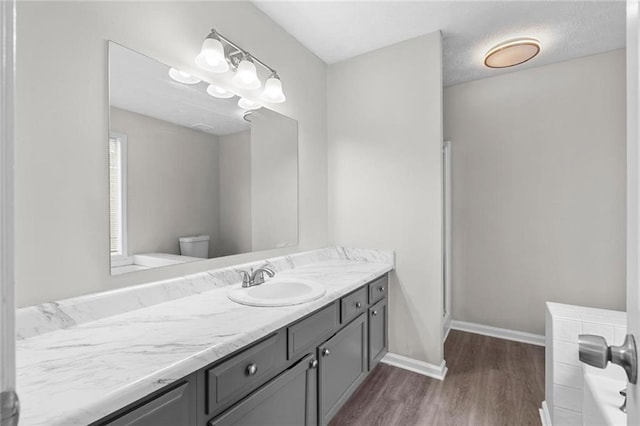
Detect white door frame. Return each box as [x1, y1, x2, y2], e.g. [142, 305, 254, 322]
[0, 0, 17, 424]
[627, 0, 640, 424]
[443, 141, 452, 339]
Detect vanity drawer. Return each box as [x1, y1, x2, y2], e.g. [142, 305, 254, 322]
[103, 379, 194, 426]
[368, 275, 388, 304]
[206, 330, 286, 416]
[287, 302, 339, 360]
[341, 286, 368, 324]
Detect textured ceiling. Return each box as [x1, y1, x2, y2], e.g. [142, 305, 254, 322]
[253, 0, 626, 86]
[109, 43, 250, 136]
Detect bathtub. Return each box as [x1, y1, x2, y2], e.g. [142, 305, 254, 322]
[582, 364, 627, 425]
[132, 252, 203, 267]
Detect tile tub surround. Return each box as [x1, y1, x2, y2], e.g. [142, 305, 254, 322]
[16, 247, 394, 340]
[15, 248, 393, 426]
[543, 302, 626, 425]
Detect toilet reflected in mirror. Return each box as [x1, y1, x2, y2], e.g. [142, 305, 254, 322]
[179, 235, 210, 258]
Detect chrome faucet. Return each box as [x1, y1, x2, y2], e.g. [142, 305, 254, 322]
[240, 265, 275, 287]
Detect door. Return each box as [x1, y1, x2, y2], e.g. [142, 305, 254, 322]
[209, 354, 317, 426]
[628, 1, 640, 423]
[0, 0, 17, 425]
[318, 313, 367, 425]
[368, 298, 388, 370]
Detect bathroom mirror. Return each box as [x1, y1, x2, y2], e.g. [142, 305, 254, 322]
[108, 42, 298, 275]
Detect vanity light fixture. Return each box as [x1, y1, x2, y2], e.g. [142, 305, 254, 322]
[260, 72, 286, 103]
[206, 83, 234, 99]
[195, 28, 287, 103]
[484, 38, 541, 68]
[195, 30, 229, 73]
[238, 98, 262, 110]
[232, 54, 261, 89]
[168, 68, 201, 84]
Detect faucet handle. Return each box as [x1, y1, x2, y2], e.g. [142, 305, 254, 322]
[239, 270, 251, 287]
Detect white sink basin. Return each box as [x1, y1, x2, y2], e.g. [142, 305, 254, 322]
[227, 278, 326, 307]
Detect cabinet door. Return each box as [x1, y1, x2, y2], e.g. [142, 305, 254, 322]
[105, 378, 195, 426]
[368, 298, 388, 370]
[318, 313, 367, 425]
[209, 354, 317, 426]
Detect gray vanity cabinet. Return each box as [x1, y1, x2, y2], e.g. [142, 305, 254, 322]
[204, 330, 287, 417]
[96, 273, 389, 426]
[209, 354, 317, 426]
[317, 313, 368, 425]
[368, 297, 388, 370]
[100, 375, 196, 426]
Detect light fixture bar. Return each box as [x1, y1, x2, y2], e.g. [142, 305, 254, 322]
[208, 28, 277, 75]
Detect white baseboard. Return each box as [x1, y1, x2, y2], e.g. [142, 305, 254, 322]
[381, 352, 448, 381]
[540, 401, 552, 426]
[450, 320, 545, 347]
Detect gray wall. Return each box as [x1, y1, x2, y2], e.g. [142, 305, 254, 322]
[251, 109, 298, 251]
[110, 107, 221, 257]
[444, 49, 626, 335]
[16, 1, 328, 307]
[219, 130, 252, 257]
[328, 33, 444, 366]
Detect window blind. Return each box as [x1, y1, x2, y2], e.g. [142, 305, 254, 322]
[109, 136, 122, 256]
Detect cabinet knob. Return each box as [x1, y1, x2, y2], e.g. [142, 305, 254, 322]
[246, 363, 258, 376]
[378, 286, 385, 292]
[322, 348, 330, 357]
[355, 302, 362, 309]
[310, 359, 318, 369]
[372, 310, 378, 316]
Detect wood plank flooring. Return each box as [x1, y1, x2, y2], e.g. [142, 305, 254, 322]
[329, 330, 545, 426]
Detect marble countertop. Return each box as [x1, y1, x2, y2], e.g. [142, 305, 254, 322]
[16, 250, 393, 426]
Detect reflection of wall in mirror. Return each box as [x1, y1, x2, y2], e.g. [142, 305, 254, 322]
[219, 131, 252, 256]
[251, 109, 298, 251]
[110, 107, 221, 258]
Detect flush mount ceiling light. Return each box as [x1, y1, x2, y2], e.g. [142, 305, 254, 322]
[195, 28, 287, 103]
[168, 68, 201, 84]
[206, 83, 234, 99]
[238, 97, 262, 111]
[484, 38, 541, 68]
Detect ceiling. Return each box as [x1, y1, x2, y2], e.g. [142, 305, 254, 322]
[253, 0, 626, 86]
[109, 43, 250, 136]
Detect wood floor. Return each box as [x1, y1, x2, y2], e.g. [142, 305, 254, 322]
[329, 330, 545, 426]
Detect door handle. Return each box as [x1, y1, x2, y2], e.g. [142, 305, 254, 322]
[0, 390, 20, 426]
[579, 334, 638, 384]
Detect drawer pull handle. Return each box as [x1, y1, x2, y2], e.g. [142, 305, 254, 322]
[310, 359, 318, 369]
[372, 310, 378, 316]
[246, 363, 258, 376]
[378, 286, 385, 292]
[322, 348, 330, 357]
[355, 302, 362, 309]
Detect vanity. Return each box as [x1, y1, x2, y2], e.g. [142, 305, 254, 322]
[16, 248, 394, 425]
[96, 274, 387, 426]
